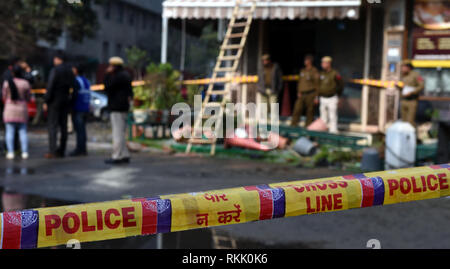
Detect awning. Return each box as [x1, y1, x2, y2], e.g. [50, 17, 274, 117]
[162, 0, 361, 20]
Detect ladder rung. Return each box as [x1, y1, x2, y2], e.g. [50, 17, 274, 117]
[214, 236, 233, 241]
[202, 113, 221, 119]
[208, 90, 228, 95]
[189, 138, 215, 144]
[232, 22, 249, 28]
[219, 55, 239, 61]
[236, 11, 254, 17]
[222, 44, 243, 50]
[204, 102, 222, 107]
[215, 67, 235, 73]
[227, 33, 245, 38]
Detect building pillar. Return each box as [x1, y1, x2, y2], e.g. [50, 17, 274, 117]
[161, 16, 169, 64]
[361, 5, 372, 132]
[180, 19, 186, 72]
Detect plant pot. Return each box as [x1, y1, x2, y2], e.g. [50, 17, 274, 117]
[148, 110, 158, 123]
[133, 109, 148, 124]
[133, 99, 144, 107]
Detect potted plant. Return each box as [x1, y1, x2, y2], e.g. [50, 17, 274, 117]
[143, 63, 184, 124]
[132, 85, 151, 123]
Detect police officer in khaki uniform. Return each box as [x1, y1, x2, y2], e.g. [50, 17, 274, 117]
[257, 54, 283, 115]
[318, 56, 344, 133]
[398, 60, 425, 127]
[291, 54, 319, 127]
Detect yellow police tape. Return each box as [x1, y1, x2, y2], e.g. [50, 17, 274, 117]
[350, 79, 404, 89]
[31, 81, 146, 94]
[30, 76, 405, 95]
[0, 164, 449, 249]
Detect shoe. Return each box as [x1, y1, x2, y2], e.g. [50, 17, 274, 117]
[44, 153, 56, 159]
[44, 153, 63, 159]
[21, 152, 29, 160]
[104, 158, 121, 165]
[6, 152, 14, 160]
[104, 158, 130, 165]
[69, 150, 88, 157]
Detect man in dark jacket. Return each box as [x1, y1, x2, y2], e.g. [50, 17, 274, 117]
[44, 53, 76, 158]
[104, 57, 133, 165]
[257, 54, 283, 115]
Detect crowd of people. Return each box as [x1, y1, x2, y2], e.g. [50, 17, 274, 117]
[1, 54, 133, 165]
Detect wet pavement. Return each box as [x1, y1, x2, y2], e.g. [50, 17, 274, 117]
[1, 125, 450, 249]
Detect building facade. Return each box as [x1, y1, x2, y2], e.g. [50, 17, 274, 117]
[37, 0, 202, 83]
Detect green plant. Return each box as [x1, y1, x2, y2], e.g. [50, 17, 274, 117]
[126, 46, 150, 80]
[133, 85, 151, 110]
[312, 145, 360, 166]
[186, 84, 202, 107]
[144, 63, 184, 110]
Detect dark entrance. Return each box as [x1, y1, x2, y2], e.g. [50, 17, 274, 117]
[267, 20, 317, 117]
[263, 18, 370, 122]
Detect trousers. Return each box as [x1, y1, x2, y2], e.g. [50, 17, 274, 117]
[320, 95, 339, 133]
[111, 112, 130, 160]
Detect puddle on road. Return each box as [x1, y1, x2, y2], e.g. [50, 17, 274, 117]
[4, 166, 36, 176]
[0, 187, 315, 249]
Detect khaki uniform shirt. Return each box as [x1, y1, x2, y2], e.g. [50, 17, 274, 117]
[318, 69, 343, 97]
[264, 65, 273, 89]
[400, 70, 425, 100]
[298, 67, 319, 93]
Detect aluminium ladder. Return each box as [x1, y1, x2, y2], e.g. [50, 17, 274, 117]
[186, 0, 257, 155]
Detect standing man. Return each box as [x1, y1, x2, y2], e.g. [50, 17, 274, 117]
[318, 56, 344, 134]
[257, 54, 283, 115]
[44, 53, 75, 159]
[397, 60, 425, 127]
[104, 57, 133, 165]
[291, 54, 319, 127]
[70, 65, 91, 157]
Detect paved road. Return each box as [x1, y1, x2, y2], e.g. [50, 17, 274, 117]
[1, 129, 450, 249]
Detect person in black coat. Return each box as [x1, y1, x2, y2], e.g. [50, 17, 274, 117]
[103, 57, 133, 165]
[44, 53, 76, 159]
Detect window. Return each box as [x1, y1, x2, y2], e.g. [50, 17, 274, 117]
[442, 69, 450, 94]
[118, 3, 124, 24]
[150, 16, 160, 32]
[104, 2, 111, 20]
[129, 8, 134, 26]
[418, 68, 450, 96]
[102, 41, 110, 63]
[142, 13, 147, 30]
[116, 43, 122, 57]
